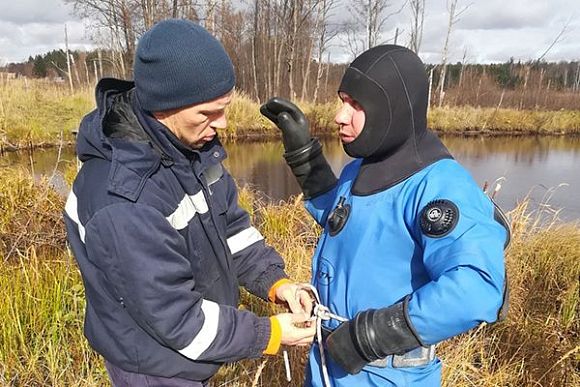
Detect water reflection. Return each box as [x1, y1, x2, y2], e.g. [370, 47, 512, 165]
[2, 135, 579, 221]
[223, 139, 352, 201]
[0, 147, 76, 194]
[440, 136, 580, 222]
[224, 135, 580, 221]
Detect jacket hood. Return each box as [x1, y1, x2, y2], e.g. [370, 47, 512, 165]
[76, 78, 138, 162]
[75, 78, 226, 202]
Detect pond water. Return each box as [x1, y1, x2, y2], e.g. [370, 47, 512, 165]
[3, 135, 579, 222]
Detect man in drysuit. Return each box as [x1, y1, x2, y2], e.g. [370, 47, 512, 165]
[261, 45, 509, 386]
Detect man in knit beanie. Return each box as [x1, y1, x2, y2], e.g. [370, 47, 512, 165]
[64, 19, 315, 386]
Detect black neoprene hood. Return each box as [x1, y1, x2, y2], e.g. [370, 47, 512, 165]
[338, 45, 429, 159]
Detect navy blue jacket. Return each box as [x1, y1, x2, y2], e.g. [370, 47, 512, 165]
[64, 79, 287, 380]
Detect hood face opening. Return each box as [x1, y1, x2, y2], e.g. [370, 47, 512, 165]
[337, 45, 452, 195]
[338, 45, 429, 161]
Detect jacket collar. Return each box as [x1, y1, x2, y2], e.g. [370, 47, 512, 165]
[97, 80, 226, 201]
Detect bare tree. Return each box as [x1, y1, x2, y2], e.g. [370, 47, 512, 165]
[312, 0, 338, 103]
[65, 0, 138, 78]
[63, 0, 349, 102]
[251, 0, 260, 101]
[343, 0, 406, 57]
[408, 0, 425, 53]
[141, 0, 155, 30]
[301, 0, 333, 101]
[64, 24, 74, 92]
[535, 16, 573, 63]
[458, 48, 468, 88]
[203, 0, 219, 33]
[283, 0, 319, 100]
[438, 0, 471, 107]
[574, 63, 580, 93]
[172, 0, 179, 17]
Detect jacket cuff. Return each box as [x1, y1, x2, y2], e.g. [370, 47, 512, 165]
[253, 265, 288, 300]
[263, 316, 282, 355]
[268, 278, 292, 303]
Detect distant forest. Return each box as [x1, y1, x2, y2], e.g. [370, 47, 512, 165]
[2, 0, 579, 110]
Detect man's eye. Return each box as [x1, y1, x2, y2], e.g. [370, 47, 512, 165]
[204, 111, 223, 118]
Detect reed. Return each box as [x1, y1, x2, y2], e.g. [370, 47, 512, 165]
[438, 200, 580, 386]
[0, 168, 578, 386]
[0, 249, 109, 386]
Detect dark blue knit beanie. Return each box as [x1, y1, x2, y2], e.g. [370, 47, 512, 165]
[134, 19, 235, 112]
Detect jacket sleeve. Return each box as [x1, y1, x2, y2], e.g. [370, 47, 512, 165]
[221, 171, 288, 300]
[85, 202, 271, 363]
[404, 166, 507, 345]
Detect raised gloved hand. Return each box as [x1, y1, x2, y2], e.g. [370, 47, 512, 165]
[325, 301, 423, 374]
[260, 97, 337, 199]
[260, 97, 311, 153]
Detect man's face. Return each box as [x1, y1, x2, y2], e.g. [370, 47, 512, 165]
[335, 92, 366, 144]
[154, 90, 233, 149]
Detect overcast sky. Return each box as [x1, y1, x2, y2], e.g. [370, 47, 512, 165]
[0, 0, 578, 65]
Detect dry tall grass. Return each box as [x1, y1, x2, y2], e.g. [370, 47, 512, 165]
[0, 168, 578, 386]
[0, 167, 67, 259]
[0, 79, 93, 150]
[1, 79, 579, 152]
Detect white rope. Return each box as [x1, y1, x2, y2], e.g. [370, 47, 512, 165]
[298, 284, 348, 387]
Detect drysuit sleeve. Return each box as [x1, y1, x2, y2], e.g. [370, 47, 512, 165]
[404, 164, 508, 345]
[221, 171, 289, 299]
[84, 202, 272, 363]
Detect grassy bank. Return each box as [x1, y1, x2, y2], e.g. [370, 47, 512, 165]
[0, 167, 578, 386]
[1, 79, 580, 150]
[0, 80, 93, 151]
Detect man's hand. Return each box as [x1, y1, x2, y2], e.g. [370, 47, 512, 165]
[274, 312, 316, 346]
[260, 97, 311, 153]
[275, 282, 314, 317]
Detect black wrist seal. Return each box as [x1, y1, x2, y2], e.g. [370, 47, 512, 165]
[284, 138, 337, 199]
[326, 298, 424, 374]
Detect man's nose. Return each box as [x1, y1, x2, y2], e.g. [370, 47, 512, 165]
[211, 114, 227, 129]
[334, 106, 350, 125]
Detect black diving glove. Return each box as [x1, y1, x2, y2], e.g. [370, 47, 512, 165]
[326, 300, 423, 375]
[260, 97, 311, 152]
[260, 97, 337, 199]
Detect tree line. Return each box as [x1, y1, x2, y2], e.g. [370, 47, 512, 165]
[2, 0, 579, 110]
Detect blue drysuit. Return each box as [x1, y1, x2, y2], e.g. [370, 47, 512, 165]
[304, 158, 507, 386]
[259, 44, 509, 386]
